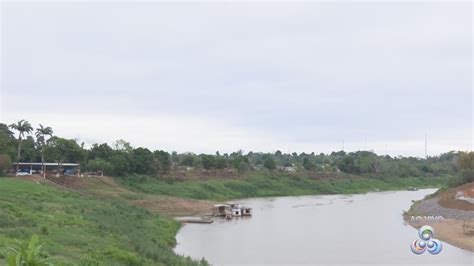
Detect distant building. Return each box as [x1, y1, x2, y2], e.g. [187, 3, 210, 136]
[283, 166, 297, 172]
[13, 162, 80, 176]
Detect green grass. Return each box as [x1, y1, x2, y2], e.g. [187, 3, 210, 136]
[0, 174, 449, 265]
[0, 178, 208, 266]
[116, 173, 449, 201]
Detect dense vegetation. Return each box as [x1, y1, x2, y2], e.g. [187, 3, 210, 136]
[0, 178, 207, 265]
[0, 120, 468, 182]
[447, 151, 474, 187]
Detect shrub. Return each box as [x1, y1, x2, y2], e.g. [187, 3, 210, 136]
[0, 154, 12, 175]
[3, 234, 51, 266]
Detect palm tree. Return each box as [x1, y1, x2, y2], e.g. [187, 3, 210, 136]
[9, 120, 33, 174]
[35, 124, 53, 178]
[5, 234, 51, 266]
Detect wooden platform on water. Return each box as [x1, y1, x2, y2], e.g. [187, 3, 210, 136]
[175, 218, 213, 224]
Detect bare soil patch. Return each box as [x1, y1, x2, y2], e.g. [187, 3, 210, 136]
[438, 182, 474, 211]
[132, 197, 215, 217]
[19, 175, 215, 217]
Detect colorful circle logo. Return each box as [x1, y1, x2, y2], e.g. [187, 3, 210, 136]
[419, 225, 434, 241]
[411, 225, 442, 255]
[427, 239, 442, 255]
[410, 239, 426, 254]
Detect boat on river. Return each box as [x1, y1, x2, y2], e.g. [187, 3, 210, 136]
[212, 203, 252, 219]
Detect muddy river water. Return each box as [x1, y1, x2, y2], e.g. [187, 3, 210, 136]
[175, 189, 473, 265]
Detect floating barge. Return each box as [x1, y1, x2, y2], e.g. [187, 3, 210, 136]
[212, 203, 252, 219]
[175, 217, 214, 224]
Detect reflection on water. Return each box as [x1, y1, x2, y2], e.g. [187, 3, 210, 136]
[175, 189, 473, 265]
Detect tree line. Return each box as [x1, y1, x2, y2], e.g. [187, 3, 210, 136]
[0, 120, 472, 181]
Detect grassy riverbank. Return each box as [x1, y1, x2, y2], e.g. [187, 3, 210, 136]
[0, 174, 449, 264]
[0, 178, 208, 265]
[116, 173, 449, 201]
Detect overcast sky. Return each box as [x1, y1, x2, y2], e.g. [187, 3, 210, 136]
[1, 2, 472, 156]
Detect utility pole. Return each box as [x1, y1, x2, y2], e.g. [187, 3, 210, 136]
[342, 140, 345, 151]
[385, 144, 387, 156]
[424, 133, 427, 159]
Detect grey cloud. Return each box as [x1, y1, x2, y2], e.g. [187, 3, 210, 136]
[1, 2, 472, 156]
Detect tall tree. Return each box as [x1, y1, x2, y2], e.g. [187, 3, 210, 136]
[46, 137, 85, 176]
[9, 120, 33, 174]
[263, 156, 276, 171]
[458, 152, 474, 170]
[113, 139, 133, 153]
[35, 124, 53, 178]
[154, 150, 171, 174]
[0, 123, 15, 157]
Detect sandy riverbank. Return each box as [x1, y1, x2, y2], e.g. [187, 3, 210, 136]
[407, 218, 473, 252]
[405, 182, 474, 252]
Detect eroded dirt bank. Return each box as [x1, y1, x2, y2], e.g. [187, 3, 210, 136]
[406, 182, 474, 252]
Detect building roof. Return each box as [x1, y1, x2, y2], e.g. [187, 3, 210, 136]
[13, 162, 80, 166]
[214, 204, 230, 207]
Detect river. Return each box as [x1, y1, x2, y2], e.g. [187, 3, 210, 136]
[175, 189, 473, 265]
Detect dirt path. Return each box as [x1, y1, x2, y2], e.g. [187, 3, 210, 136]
[19, 175, 215, 217]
